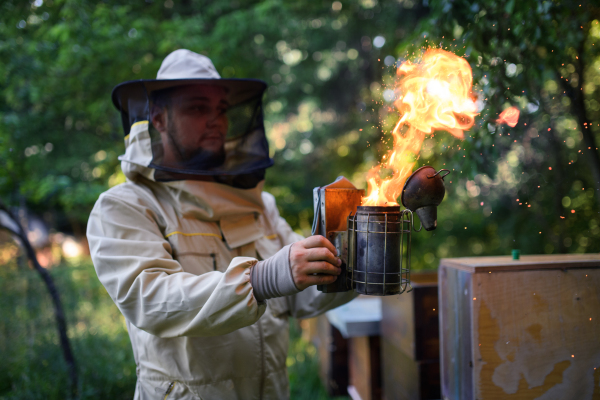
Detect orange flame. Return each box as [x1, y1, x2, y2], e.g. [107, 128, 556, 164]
[362, 49, 479, 206]
[496, 106, 520, 127]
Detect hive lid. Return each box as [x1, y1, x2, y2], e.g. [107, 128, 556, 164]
[439, 254, 600, 273]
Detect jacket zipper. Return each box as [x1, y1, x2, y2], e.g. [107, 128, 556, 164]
[258, 319, 265, 400]
[163, 381, 176, 400]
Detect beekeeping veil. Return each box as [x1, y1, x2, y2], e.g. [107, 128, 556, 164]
[112, 49, 273, 188]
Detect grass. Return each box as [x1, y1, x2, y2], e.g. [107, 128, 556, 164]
[0, 255, 337, 399]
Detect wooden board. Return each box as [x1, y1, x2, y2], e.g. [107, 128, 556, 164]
[381, 271, 439, 361]
[382, 338, 440, 400]
[380, 272, 440, 399]
[316, 315, 349, 397]
[472, 268, 600, 399]
[440, 253, 600, 273]
[349, 335, 382, 400]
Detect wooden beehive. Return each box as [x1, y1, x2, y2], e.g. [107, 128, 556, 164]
[348, 334, 382, 400]
[380, 272, 441, 400]
[439, 254, 600, 400]
[314, 315, 349, 397]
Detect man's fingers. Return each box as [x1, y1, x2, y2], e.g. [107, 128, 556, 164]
[304, 261, 341, 276]
[305, 247, 340, 266]
[303, 274, 338, 287]
[300, 235, 337, 255]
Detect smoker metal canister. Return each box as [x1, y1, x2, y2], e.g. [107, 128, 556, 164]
[348, 206, 412, 296]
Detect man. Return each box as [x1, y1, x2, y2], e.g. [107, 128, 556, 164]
[87, 49, 357, 399]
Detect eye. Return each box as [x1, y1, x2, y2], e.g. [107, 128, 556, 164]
[194, 105, 210, 112]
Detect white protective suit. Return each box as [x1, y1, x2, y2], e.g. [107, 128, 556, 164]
[87, 120, 357, 399]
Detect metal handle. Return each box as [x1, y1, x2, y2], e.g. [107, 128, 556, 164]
[427, 169, 450, 179]
[311, 188, 322, 235]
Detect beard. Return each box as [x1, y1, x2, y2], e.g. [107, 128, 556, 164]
[178, 146, 226, 171]
[166, 118, 226, 171]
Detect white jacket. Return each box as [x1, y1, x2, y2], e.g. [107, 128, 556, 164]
[87, 121, 356, 399]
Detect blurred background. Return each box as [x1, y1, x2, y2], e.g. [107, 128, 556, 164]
[0, 0, 598, 398]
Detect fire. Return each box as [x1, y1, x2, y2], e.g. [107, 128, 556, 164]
[496, 106, 520, 127]
[362, 49, 479, 206]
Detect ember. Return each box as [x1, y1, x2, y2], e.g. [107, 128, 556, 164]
[362, 49, 479, 207]
[496, 106, 520, 127]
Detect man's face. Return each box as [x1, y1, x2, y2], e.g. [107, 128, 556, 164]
[151, 84, 229, 168]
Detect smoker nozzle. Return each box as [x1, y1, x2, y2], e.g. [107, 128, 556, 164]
[401, 166, 450, 231]
[415, 206, 437, 231]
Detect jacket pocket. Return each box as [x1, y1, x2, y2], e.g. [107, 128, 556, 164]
[166, 231, 221, 275]
[177, 252, 218, 275]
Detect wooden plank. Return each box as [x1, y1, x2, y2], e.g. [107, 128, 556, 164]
[414, 285, 440, 361]
[472, 267, 600, 399]
[410, 271, 438, 287]
[439, 265, 474, 400]
[369, 336, 382, 400]
[350, 336, 372, 400]
[316, 315, 349, 397]
[440, 254, 600, 273]
[326, 296, 381, 338]
[382, 337, 441, 400]
[382, 338, 417, 400]
[381, 272, 439, 361]
[349, 336, 382, 400]
[381, 290, 414, 359]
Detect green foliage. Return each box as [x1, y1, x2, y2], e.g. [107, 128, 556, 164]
[0, 0, 425, 231]
[0, 256, 136, 399]
[0, 1, 598, 268]
[0, 255, 335, 399]
[287, 320, 335, 400]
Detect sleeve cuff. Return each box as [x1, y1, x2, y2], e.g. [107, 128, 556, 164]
[250, 244, 300, 301]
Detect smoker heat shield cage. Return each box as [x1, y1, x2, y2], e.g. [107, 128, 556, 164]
[347, 206, 414, 296]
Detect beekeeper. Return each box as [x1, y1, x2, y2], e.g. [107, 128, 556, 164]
[87, 49, 357, 399]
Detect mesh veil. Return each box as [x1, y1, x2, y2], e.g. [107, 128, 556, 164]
[113, 80, 273, 186]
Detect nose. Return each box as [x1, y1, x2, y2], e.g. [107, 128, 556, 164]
[206, 111, 227, 131]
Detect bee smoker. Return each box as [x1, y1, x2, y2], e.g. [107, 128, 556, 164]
[314, 166, 449, 296]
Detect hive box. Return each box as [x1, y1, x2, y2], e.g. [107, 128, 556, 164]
[326, 297, 383, 400]
[439, 254, 600, 400]
[380, 272, 441, 400]
[314, 315, 349, 397]
[309, 297, 382, 398]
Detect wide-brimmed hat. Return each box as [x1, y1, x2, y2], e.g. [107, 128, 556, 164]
[111, 49, 267, 114]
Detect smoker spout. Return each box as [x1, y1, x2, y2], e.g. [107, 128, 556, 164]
[415, 206, 437, 231]
[401, 166, 450, 231]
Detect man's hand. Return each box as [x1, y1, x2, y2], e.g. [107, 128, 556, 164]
[289, 235, 342, 290]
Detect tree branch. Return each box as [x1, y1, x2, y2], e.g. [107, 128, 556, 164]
[0, 200, 78, 399]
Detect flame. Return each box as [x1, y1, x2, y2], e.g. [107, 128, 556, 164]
[362, 49, 479, 206]
[496, 106, 520, 127]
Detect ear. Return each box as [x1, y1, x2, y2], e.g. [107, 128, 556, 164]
[151, 106, 168, 134]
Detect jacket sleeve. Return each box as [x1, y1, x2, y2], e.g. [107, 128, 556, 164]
[262, 193, 359, 319]
[86, 192, 266, 339]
